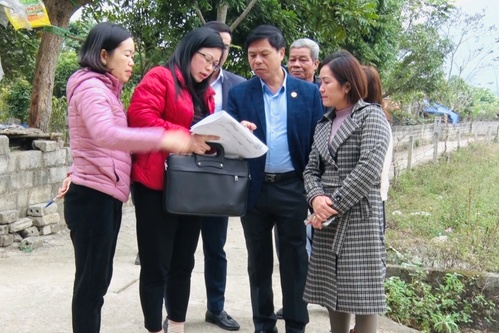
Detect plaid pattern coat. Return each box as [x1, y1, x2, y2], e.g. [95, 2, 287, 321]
[303, 100, 390, 314]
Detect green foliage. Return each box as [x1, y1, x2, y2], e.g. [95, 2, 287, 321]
[54, 52, 80, 99]
[121, 86, 135, 111]
[0, 85, 8, 122]
[61, 21, 92, 53]
[49, 96, 69, 143]
[0, 26, 39, 81]
[5, 78, 32, 123]
[84, 0, 398, 79]
[385, 271, 497, 332]
[82, 0, 197, 78]
[386, 142, 499, 272]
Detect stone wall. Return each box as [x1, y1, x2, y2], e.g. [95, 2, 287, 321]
[0, 136, 71, 248]
[392, 120, 498, 149]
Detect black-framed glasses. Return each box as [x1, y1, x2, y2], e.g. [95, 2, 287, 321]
[197, 51, 220, 71]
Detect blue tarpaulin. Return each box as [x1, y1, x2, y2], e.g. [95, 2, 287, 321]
[422, 99, 460, 125]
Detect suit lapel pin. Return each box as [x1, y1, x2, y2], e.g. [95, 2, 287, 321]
[291, 91, 297, 98]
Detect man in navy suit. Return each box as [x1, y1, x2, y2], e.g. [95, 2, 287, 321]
[226, 25, 323, 333]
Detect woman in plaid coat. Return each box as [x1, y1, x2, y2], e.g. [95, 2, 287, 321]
[303, 50, 391, 333]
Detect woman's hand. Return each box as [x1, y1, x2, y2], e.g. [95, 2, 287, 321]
[159, 130, 219, 154]
[240, 120, 257, 132]
[186, 133, 220, 155]
[57, 177, 72, 199]
[310, 195, 338, 229]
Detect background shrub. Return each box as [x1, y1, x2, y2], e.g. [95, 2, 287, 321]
[5, 78, 32, 123]
[53, 52, 79, 99]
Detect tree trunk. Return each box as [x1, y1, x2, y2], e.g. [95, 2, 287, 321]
[28, 0, 90, 132]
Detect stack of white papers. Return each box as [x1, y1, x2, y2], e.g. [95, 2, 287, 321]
[191, 111, 268, 159]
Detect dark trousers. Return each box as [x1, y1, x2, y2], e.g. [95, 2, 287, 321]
[201, 216, 229, 313]
[133, 182, 201, 331]
[64, 183, 123, 333]
[241, 178, 309, 333]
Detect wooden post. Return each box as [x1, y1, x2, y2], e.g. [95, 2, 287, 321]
[407, 136, 413, 170]
[457, 130, 461, 150]
[433, 133, 439, 163]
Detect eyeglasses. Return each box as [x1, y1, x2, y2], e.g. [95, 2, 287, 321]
[197, 51, 220, 71]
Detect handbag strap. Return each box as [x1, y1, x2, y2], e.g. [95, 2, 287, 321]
[195, 142, 226, 169]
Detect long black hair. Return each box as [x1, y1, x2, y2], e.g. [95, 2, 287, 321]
[166, 27, 224, 118]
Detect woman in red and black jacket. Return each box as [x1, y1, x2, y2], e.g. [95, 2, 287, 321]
[127, 27, 224, 333]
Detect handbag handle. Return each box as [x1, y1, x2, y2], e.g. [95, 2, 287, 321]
[195, 142, 225, 169]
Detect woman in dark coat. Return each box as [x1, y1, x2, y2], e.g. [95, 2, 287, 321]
[303, 50, 391, 333]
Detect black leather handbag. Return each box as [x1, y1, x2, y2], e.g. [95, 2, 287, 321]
[163, 143, 250, 216]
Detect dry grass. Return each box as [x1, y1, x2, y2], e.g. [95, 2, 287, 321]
[385, 141, 499, 273]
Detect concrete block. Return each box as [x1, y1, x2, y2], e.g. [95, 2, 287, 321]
[0, 195, 17, 215]
[0, 225, 9, 234]
[16, 189, 28, 212]
[20, 226, 39, 238]
[0, 135, 9, 156]
[13, 233, 22, 242]
[49, 166, 68, 183]
[0, 154, 16, 174]
[0, 210, 19, 224]
[27, 203, 58, 217]
[33, 169, 50, 187]
[27, 187, 52, 207]
[38, 225, 52, 236]
[42, 149, 67, 167]
[0, 175, 9, 195]
[32, 140, 59, 152]
[31, 213, 60, 227]
[50, 223, 62, 234]
[19, 237, 43, 251]
[0, 234, 14, 247]
[65, 147, 73, 165]
[10, 171, 34, 191]
[9, 218, 33, 233]
[17, 151, 42, 171]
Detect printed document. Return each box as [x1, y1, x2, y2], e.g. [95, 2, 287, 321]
[191, 111, 268, 158]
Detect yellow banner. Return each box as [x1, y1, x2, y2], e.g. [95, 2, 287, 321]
[5, 0, 51, 30]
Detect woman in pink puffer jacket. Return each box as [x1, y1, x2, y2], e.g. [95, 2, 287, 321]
[58, 22, 215, 333]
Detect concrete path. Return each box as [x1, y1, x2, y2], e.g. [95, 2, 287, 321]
[0, 208, 419, 333]
[2, 138, 488, 333]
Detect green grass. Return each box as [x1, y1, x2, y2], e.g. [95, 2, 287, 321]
[386, 141, 499, 273]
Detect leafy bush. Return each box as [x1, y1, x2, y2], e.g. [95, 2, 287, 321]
[54, 51, 79, 99]
[0, 85, 8, 122]
[122, 85, 135, 111]
[5, 77, 32, 123]
[385, 271, 497, 332]
[50, 96, 68, 144]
